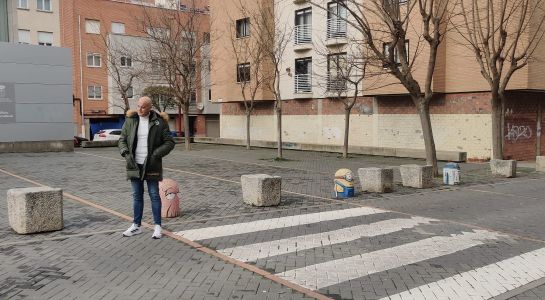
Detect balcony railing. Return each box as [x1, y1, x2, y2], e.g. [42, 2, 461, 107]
[294, 24, 312, 44]
[327, 77, 347, 92]
[327, 18, 347, 39]
[294, 74, 312, 93]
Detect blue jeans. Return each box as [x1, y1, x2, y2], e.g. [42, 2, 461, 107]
[131, 178, 161, 226]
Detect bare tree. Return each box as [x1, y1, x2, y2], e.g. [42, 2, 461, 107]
[227, 0, 270, 150]
[312, 0, 456, 174]
[140, 0, 209, 150]
[142, 85, 177, 112]
[96, 32, 146, 114]
[314, 42, 385, 158]
[455, 0, 545, 159]
[256, 1, 292, 160]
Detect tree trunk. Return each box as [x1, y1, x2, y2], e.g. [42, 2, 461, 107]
[178, 105, 182, 137]
[417, 101, 438, 175]
[246, 110, 251, 150]
[343, 107, 350, 159]
[276, 106, 283, 159]
[183, 104, 191, 151]
[491, 90, 503, 159]
[123, 96, 130, 114]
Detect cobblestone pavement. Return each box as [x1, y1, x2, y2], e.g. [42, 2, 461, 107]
[1, 144, 545, 299]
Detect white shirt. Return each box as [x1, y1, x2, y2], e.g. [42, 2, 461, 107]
[135, 115, 149, 164]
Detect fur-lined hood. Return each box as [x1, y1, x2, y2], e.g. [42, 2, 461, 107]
[126, 110, 169, 121]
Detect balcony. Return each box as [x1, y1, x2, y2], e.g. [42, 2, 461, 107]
[294, 24, 312, 51]
[294, 74, 312, 94]
[326, 19, 348, 46]
[327, 78, 347, 92]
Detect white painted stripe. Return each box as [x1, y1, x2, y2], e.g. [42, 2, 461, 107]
[174, 206, 386, 240]
[380, 247, 545, 300]
[277, 230, 502, 290]
[219, 216, 435, 262]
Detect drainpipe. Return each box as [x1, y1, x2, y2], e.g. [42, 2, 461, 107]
[78, 15, 85, 138]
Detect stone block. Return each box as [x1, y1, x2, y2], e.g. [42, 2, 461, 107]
[357, 167, 394, 193]
[400, 165, 434, 188]
[490, 159, 517, 178]
[7, 187, 63, 234]
[537, 156, 545, 172]
[241, 174, 281, 206]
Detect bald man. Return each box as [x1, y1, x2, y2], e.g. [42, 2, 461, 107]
[118, 97, 175, 239]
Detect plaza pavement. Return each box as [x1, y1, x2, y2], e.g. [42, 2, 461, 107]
[1, 144, 545, 299]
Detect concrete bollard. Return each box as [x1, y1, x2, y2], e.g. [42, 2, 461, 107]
[241, 174, 281, 206]
[490, 159, 517, 178]
[7, 187, 64, 234]
[536, 156, 545, 172]
[358, 167, 394, 193]
[400, 165, 434, 188]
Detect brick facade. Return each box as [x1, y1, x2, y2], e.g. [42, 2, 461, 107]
[221, 91, 545, 160]
[60, 0, 210, 136]
[503, 92, 545, 160]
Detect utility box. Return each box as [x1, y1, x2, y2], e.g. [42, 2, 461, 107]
[443, 163, 460, 185]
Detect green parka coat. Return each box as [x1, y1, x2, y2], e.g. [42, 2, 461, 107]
[118, 110, 175, 181]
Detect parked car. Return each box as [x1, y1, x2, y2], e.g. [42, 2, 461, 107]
[93, 129, 122, 141]
[73, 136, 89, 147]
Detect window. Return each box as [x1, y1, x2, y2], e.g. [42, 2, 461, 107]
[85, 20, 100, 34]
[294, 57, 312, 93]
[189, 91, 197, 104]
[126, 86, 134, 99]
[236, 18, 250, 38]
[87, 86, 102, 100]
[295, 8, 312, 26]
[236, 63, 250, 82]
[37, 0, 51, 11]
[295, 8, 312, 44]
[18, 30, 30, 44]
[37, 31, 53, 46]
[327, 52, 347, 91]
[120, 56, 132, 67]
[147, 27, 170, 38]
[18, 0, 28, 9]
[111, 22, 125, 34]
[87, 53, 101, 67]
[152, 58, 167, 74]
[383, 40, 409, 67]
[327, 1, 347, 38]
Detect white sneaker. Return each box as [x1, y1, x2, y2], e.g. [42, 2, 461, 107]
[152, 225, 162, 239]
[122, 224, 142, 237]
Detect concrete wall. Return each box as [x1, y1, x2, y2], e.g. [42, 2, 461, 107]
[0, 42, 73, 152]
[220, 113, 490, 160]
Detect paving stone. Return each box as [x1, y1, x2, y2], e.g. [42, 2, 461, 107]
[1, 145, 545, 299]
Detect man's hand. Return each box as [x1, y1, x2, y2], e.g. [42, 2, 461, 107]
[121, 150, 129, 157]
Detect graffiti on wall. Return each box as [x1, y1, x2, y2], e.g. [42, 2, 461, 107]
[505, 123, 533, 143]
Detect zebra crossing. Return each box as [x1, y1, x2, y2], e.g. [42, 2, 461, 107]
[173, 205, 545, 299]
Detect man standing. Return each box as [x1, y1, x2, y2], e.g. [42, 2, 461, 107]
[118, 96, 175, 239]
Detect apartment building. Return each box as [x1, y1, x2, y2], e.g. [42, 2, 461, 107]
[0, 0, 60, 45]
[211, 0, 545, 161]
[60, 0, 218, 139]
